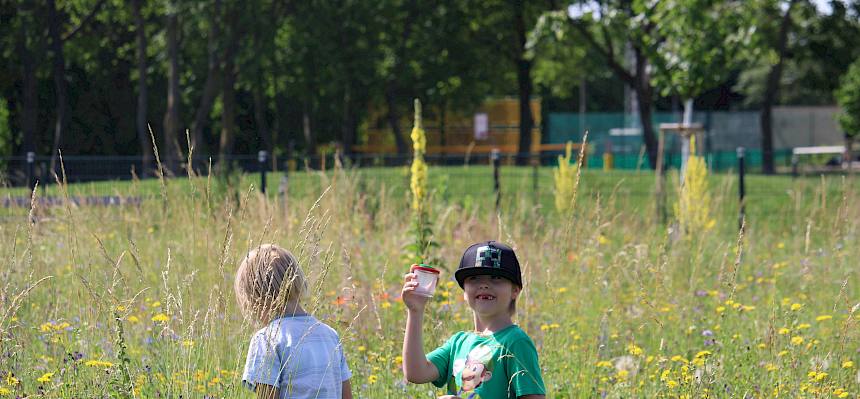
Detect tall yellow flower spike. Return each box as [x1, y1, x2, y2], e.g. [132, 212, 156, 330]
[553, 141, 577, 213]
[675, 135, 714, 235]
[410, 99, 428, 212]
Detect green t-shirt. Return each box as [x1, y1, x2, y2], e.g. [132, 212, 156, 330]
[427, 325, 545, 399]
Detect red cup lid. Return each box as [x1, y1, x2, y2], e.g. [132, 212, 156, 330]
[411, 264, 440, 274]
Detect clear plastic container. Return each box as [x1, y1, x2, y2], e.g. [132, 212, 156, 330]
[410, 264, 440, 297]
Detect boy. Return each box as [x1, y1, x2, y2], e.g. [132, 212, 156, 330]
[235, 244, 353, 399]
[402, 241, 546, 399]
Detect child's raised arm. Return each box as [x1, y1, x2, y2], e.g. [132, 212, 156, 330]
[401, 272, 440, 383]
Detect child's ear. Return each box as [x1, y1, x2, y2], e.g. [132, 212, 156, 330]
[511, 286, 521, 300]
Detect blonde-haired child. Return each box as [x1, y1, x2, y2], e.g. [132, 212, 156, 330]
[235, 244, 352, 399]
[402, 241, 545, 399]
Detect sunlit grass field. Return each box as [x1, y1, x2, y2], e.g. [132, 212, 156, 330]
[1, 165, 858, 398]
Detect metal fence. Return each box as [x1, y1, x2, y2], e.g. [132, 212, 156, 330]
[0, 147, 837, 190]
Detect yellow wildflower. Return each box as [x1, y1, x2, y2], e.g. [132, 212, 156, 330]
[671, 355, 688, 363]
[790, 303, 802, 311]
[791, 336, 804, 346]
[842, 361, 854, 369]
[675, 135, 712, 235]
[37, 372, 54, 383]
[554, 141, 578, 213]
[151, 313, 170, 323]
[778, 327, 790, 335]
[627, 344, 644, 356]
[816, 315, 832, 321]
[409, 99, 427, 212]
[84, 360, 114, 368]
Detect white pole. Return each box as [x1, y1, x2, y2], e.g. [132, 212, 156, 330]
[680, 98, 693, 184]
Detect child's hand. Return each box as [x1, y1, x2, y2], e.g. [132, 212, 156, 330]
[401, 272, 430, 312]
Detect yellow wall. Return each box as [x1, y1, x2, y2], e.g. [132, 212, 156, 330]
[356, 97, 541, 154]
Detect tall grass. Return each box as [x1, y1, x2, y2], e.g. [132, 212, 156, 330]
[0, 164, 858, 398]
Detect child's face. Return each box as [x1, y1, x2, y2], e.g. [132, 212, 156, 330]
[462, 274, 520, 317]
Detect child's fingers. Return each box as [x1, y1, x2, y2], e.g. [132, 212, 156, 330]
[402, 280, 419, 291]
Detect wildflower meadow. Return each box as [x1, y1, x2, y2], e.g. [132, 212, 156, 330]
[1, 152, 858, 398]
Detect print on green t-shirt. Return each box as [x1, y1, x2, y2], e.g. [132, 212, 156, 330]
[427, 325, 545, 399]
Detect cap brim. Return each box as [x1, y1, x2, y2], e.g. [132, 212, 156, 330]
[455, 267, 521, 288]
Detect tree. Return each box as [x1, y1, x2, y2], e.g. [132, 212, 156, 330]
[46, 0, 108, 175]
[564, 0, 662, 169]
[835, 58, 860, 168]
[647, 0, 756, 175]
[13, 2, 40, 159]
[189, 0, 223, 163]
[132, 0, 153, 176]
[217, 0, 242, 166]
[46, 0, 71, 175]
[162, 0, 182, 173]
[757, 0, 800, 174]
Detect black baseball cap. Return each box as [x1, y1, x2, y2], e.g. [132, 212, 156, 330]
[455, 241, 522, 288]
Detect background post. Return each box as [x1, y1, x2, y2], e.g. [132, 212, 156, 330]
[258, 150, 268, 194]
[26, 151, 35, 191]
[531, 154, 539, 205]
[492, 148, 500, 211]
[737, 147, 746, 231]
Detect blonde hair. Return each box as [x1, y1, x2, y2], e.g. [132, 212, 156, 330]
[234, 244, 308, 323]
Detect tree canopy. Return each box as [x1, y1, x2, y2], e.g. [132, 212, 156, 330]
[0, 0, 858, 165]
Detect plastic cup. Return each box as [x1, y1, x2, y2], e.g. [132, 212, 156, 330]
[410, 264, 440, 297]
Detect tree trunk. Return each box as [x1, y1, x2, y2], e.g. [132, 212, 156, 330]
[760, 0, 797, 175]
[17, 4, 38, 158]
[252, 0, 272, 158]
[218, 9, 240, 169]
[133, 0, 153, 177]
[163, 3, 181, 174]
[341, 87, 355, 159]
[385, 86, 408, 155]
[190, 0, 222, 162]
[47, 0, 69, 176]
[384, 0, 417, 156]
[302, 104, 316, 160]
[631, 47, 659, 170]
[514, 0, 533, 166]
[515, 58, 534, 166]
[253, 77, 272, 157]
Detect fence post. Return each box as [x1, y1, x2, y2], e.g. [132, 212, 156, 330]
[258, 150, 268, 194]
[531, 154, 539, 205]
[26, 151, 36, 191]
[737, 147, 746, 231]
[791, 154, 799, 178]
[491, 148, 500, 211]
